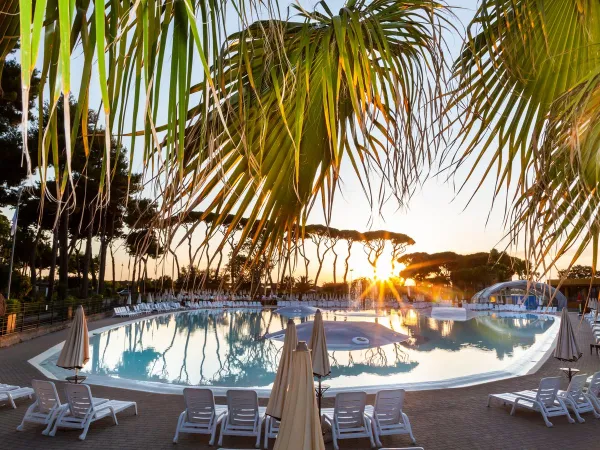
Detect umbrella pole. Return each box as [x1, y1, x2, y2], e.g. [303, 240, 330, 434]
[318, 376, 322, 417]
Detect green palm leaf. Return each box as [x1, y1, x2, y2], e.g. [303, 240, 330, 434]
[165, 0, 451, 262]
[450, 0, 600, 273]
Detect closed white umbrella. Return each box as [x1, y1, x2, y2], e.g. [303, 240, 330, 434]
[308, 310, 330, 416]
[266, 320, 298, 420]
[127, 293, 132, 305]
[56, 305, 89, 382]
[147, 292, 153, 304]
[136, 293, 142, 305]
[274, 341, 325, 450]
[554, 307, 582, 380]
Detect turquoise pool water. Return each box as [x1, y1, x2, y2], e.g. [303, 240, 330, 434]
[36, 308, 559, 394]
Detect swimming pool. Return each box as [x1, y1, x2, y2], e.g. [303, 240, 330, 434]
[31, 308, 560, 396]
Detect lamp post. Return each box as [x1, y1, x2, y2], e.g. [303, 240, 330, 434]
[7, 187, 23, 300]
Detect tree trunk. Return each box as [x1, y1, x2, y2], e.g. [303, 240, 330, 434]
[169, 248, 180, 281]
[47, 229, 58, 302]
[91, 258, 97, 289]
[332, 248, 338, 284]
[58, 204, 69, 300]
[131, 256, 138, 294]
[81, 222, 93, 299]
[214, 250, 223, 281]
[29, 226, 42, 294]
[110, 243, 116, 293]
[343, 241, 353, 284]
[98, 210, 108, 294]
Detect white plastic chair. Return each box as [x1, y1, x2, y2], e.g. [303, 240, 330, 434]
[558, 374, 600, 422]
[218, 390, 264, 448]
[366, 389, 415, 446]
[17, 380, 66, 434]
[49, 383, 137, 440]
[173, 388, 226, 444]
[487, 377, 574, 427]
[322, 392, 375, 450]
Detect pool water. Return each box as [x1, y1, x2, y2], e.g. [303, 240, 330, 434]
[37, 308, 559, 393]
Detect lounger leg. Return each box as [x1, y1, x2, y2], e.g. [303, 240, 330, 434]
[539, 409, 553, 428]
[510, 402, 519, 417]
[572, 405, 585, 423]
[403, 413, 416, 444]
[16, 403, 36, 431]
[173, 412, 185, 443]
[218, 415, 227, 446]
[209, 416, 222, 446]
[79, 418, 92, 441]
[264, 417, 270, 449]
[7, 392, 16, 409]
[49, 409, 67, 437]
[332, 426, 339, 450]
[364, 416, 375, 448]
[41, 415, 55, 436]
[371, 417, 382, 447]
[255, 416, 263, 448]
[557, 398, 575, 424]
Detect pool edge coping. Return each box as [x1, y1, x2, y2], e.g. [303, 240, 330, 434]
[29, 309, 561, 397]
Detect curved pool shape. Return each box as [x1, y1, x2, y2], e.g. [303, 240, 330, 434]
[31, 309, 560, 396]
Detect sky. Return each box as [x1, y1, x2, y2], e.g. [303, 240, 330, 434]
[11, 0, 586, 284]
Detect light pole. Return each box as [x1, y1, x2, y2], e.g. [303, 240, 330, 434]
[7, 187, 23, 300]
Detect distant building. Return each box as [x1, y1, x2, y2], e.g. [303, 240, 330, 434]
[548, 278, 600, 308]
[472, 280, 567, 309]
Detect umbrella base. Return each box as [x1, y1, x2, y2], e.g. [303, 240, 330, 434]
[66, 375, 87, 384]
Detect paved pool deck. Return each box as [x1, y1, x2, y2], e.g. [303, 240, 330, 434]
[0, 312, 599, 449]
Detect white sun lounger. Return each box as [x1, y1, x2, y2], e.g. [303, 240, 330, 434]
[365, 389, 415, 446]
[487, 377, 574, 427]
[585, 371, 600, 414]
[16, 380, 107, 435]
[0, 386, 34, 409]
[322, 391, 375, 450]
[49, 383, 137, 440]
[218, 390, 265, 448]
[0, 383, 18, 392]
[17, 380, 67, 434]
[173, 388, 227, 444]
[558, 374, 600, 422]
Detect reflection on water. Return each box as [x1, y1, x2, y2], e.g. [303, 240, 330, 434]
[43, 309, 556, 389]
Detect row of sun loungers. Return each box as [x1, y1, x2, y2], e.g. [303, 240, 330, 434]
[114, 302, 184, 317]
[185, 300, 262, 309]
[488, 372, 600, 427]
[584, 311, 600, 344]
[9, 373, 600, 445]
[464, 303, 558, 313]
[277, 300, 355, 308]
[173, 387, 415, 449]
[5, 379, 414, 447]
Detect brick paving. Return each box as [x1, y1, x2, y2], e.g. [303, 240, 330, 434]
[0, 312, 599, 449]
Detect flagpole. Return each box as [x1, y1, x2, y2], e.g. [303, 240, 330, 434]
[7, 187, 23, 300]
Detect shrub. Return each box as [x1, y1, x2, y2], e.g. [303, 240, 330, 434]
[5, 298, 21, 314]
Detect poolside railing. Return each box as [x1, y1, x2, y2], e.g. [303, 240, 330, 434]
[0, 297, 120, 336]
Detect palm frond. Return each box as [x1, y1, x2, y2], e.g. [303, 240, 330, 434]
[449, 0, 600, 272]
[162, 0, 452, 262]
